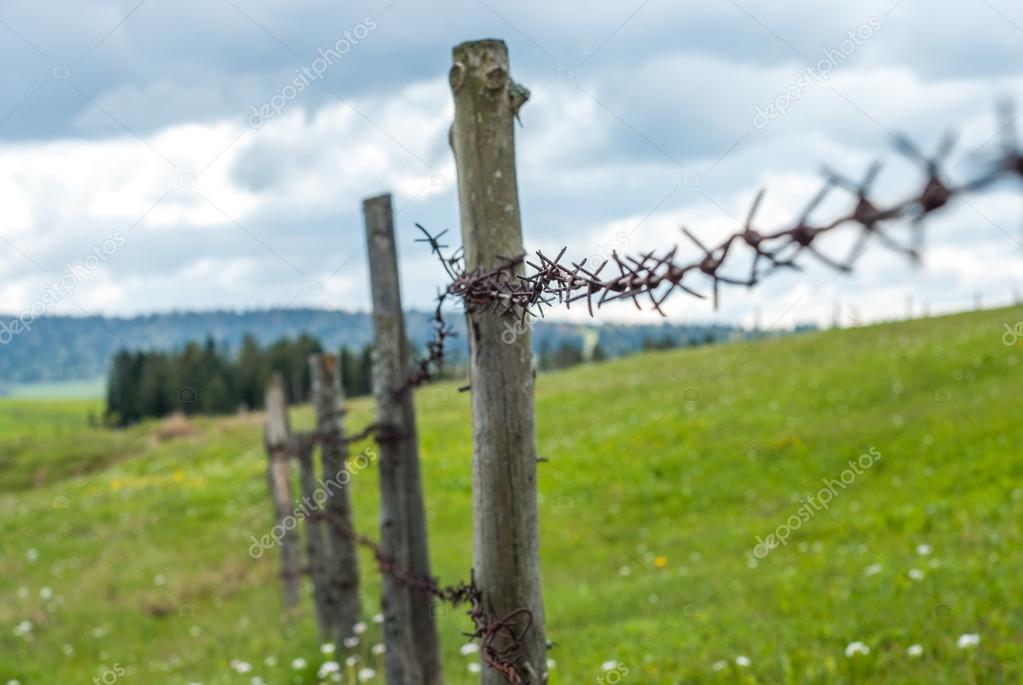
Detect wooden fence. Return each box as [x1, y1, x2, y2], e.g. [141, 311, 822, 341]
[263, 364, 364, 649]
[257, 35, 1023, 685]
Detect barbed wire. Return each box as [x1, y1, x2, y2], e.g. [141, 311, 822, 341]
[392, 289, 457, 397]
[286, 413, 529, 681]
[413, 107, 1022, 354]
[309, 510, 531, 683]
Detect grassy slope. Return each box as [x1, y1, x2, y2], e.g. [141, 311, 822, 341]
[1, 306, 1021, 684]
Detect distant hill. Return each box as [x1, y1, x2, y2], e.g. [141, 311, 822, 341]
[0, 308, 765, 388]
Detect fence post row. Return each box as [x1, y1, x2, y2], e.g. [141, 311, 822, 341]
[295, 431, 331, 637]
[449, 39, 548, 683]
[309, 353, 363, 646]
[363, 192, 443, 685]
[263, 372, 301, 613]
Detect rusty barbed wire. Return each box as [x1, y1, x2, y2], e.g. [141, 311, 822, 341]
[309, 510, 531, 683]
[415, 109, 1023, 341]
[392, 283, 457, 397]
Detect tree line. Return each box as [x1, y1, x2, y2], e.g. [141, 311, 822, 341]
[104, 334, 374, 426]
[103, 328, 734, 425]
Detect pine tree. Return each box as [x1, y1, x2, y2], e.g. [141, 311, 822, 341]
[235, 334, 267, 410]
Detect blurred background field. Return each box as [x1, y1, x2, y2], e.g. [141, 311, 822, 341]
[1, 305, 1021, 684]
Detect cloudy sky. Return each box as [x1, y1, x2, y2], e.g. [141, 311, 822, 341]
[1, 0, 1021, 330]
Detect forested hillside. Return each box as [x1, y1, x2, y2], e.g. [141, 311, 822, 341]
[0, 309, 754, 387]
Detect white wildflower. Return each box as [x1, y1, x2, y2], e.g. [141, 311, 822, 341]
[916, 544, 932, 556]
[291, 657, 307, 669]
[460, 643, 480, 656]
[320, 643, 336, 655]
[229, 659, 252, 674]
[318, 661, 340, 678]
[467, 663, 481, 674]
[371, 643, 385, 656]
[908, 568, 925, 581]
[353, 621, 367, 634]
[711, 660, 728, 671]
[358, 668, 376, 682]
[957, 633, 980, 650]
[735, 655, 751, 667]
[906, 644, 923, 657]
[845, 641, 870, 657]
[864, 563, 883, 576]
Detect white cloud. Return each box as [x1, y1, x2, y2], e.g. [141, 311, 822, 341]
[0, 3, 1021, 324]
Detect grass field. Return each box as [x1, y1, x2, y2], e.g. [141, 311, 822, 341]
[1, 306, 1021, 684]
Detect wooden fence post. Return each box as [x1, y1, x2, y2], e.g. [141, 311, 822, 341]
[295, 432, 331, 638]
[449, 39, 547, 683]
[264, 372, 301, 612]
[309, 353, 363, 644]
[363, 192, 443, 685]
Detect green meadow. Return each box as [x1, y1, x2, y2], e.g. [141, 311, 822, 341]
[1, 306, 1021, 684]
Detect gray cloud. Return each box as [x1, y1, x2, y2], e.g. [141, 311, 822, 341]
[0, 0, 1021, 324]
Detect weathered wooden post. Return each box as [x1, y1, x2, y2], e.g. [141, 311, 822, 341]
[295, 432, 330, 638]
[449, 39, 547, 683]
[309, 353, 363, 644]
[363, 192, 443, 684]
[264, 372, 301, 612]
